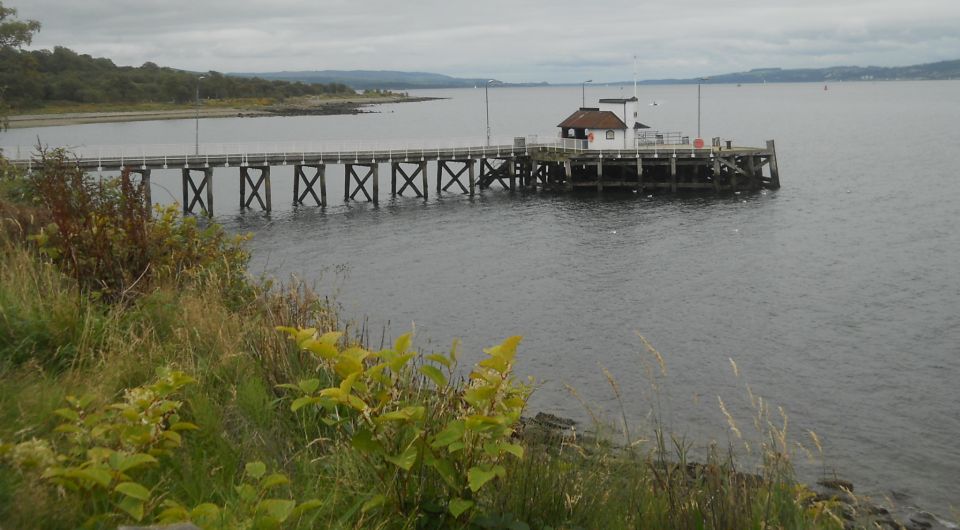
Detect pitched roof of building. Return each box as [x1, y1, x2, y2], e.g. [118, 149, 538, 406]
[557, 109, 628, 130]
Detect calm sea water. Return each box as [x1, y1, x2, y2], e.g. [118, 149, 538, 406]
[3, 82, 959, 515]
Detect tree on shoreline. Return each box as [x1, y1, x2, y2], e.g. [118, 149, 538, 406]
[0, 2, 38, 49]
[0, 1, 40, 130]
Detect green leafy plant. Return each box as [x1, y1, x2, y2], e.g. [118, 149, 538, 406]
[277, 327, 531, 524]
[157, 460, 321, 530]
[0, 368, 196, 527]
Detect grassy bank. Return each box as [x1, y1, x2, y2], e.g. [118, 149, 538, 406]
[0, 152, 848, 529]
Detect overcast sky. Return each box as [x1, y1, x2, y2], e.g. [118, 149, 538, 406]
[13, 0, 960, 82]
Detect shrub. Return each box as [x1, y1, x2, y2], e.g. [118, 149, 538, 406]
[8, 148, 251, 304]
[277, 328, 531, 526]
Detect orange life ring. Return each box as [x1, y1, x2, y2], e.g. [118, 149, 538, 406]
[587, 132, 595, 142]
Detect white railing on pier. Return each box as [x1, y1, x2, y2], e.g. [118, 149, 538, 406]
[2, 133, 727, 167]
[1, 134, 585, 164]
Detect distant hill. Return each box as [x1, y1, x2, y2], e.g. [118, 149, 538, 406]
[231, 59, 960, 91]
[619, 59, 960, 85]
[228, 70, 504, 90]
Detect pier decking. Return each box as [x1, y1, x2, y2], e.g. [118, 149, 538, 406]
[4, 137, 780, 215]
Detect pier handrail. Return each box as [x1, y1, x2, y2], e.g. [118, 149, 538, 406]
[1, 134, 739, 170]
[1, 135, 543, 162]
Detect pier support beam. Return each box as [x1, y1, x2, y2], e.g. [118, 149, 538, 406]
[712, 157, 722, 193]
[437, 160, 474, 195]
[596, 162, 603, 192]
[564, 160, 573, 191]
[391, 162, 427, 198]
[469, 160, 476, 196]
[181, 167, 213, 216]
[240, 166, 271, 212]
[125, 167, 152, 212]
[766, 140, 781, 189]
[670, 156, 677, 193]
[479, 158, 511, 190]
[507, 158, 516, 192]
[345, 163, 377, 204]
[730, 158, 739, 190]
[634, 158, 643, 193]
[294, 164, 326, 207]
[422, 161, 429, 200]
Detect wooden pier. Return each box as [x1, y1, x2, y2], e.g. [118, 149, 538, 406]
[7, 139, 780, 215]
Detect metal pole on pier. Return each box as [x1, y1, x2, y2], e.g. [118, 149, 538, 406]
[194, 75, 206, 156]
[697, 77, 708, 139]
[485, 80, 493, 147]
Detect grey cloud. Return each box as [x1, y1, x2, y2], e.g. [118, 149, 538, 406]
[12, 0, 960, 82]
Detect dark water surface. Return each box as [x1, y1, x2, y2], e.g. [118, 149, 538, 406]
[4, 82, 959, 515]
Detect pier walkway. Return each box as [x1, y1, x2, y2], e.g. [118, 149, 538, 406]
[4, 136, 780, 215]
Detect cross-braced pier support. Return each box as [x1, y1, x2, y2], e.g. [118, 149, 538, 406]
[478, 158, 516, 191]
[436, 160, 476, 196]
[181, 167, 213, 215]
[390, 161, 428, 199]
[530, 161, 566, 190]
[240, 166, 271, 212]
[345, 163, 378, 204]
[293, 164, 326, 207]
[124, 167, 152, 211]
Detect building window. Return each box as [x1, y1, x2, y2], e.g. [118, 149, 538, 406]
[605, 130, 615, 140]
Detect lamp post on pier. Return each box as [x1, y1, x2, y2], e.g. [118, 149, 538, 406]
[485, 79, 494, 147]
[581, 79, 593, 108]
[697, 77, 708, 139]
[194, 75, 207, 156]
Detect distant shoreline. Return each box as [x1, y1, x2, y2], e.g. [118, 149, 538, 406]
[6, 95, 441, 129]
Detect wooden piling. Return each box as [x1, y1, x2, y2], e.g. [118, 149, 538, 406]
[508, 158, 516, 192]
[181, 169, 188, 212]
[372, 164, 379, 205]
[468, 159, 476, 196]
[205, 169, 213, 215]
[766, 140, 781, 189]
[635, 158, 643, 193]
[292, 165, 299, 203]
[564, 160, 573, 191]
[319, 165, 327, 207]
[141, 170, 152, 212]
[670, 156, 677, 193]
[712, 157, 721, 193]
[596, 162, 603, 192]
[239, 168, 246, 209]
[390, 163, 397, 196]
[421, 161, 429, 200]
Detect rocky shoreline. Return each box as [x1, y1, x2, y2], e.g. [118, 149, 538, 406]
[521, 412, 957, 530]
